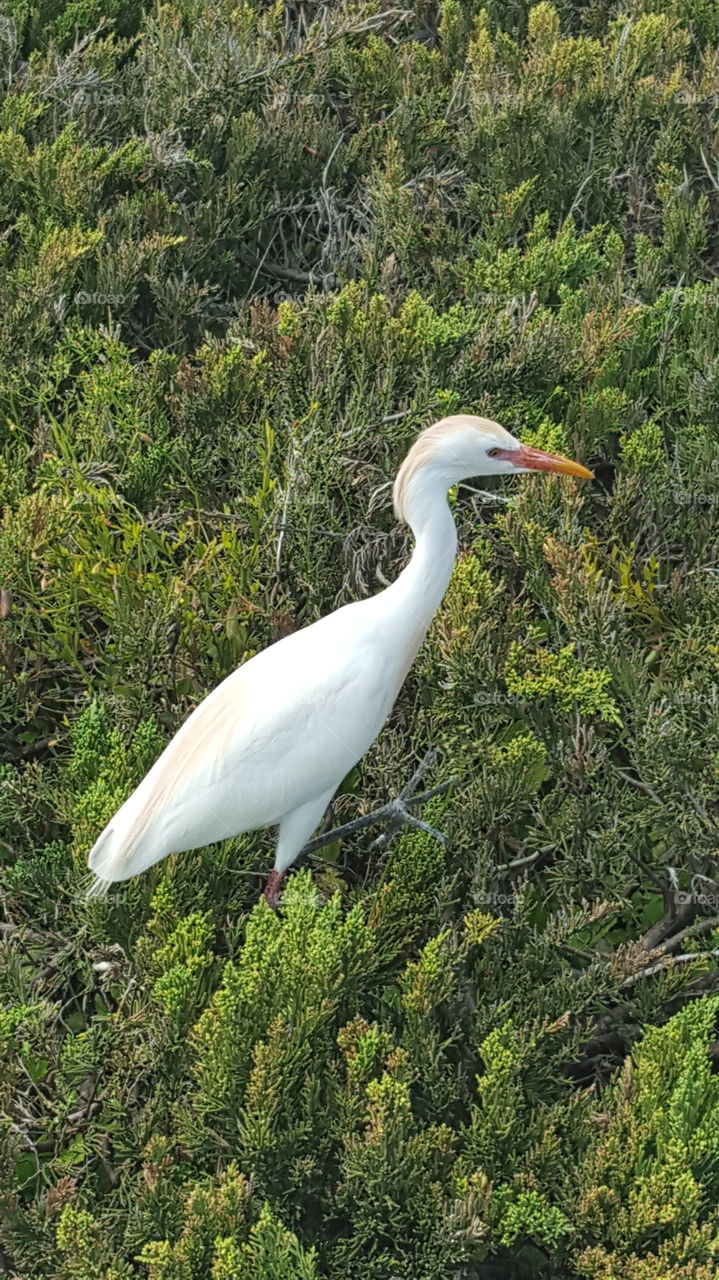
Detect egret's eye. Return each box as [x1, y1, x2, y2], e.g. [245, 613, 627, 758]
[487, 447, 501, 458]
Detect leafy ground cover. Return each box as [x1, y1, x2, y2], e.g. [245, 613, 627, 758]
[1, 1, 719, 1276]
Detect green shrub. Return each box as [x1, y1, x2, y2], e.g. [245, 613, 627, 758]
[3, 1, 719, 1276]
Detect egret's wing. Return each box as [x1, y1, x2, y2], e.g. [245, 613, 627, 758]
[87, 662, 252, 890]
[86, 610, 389, 890]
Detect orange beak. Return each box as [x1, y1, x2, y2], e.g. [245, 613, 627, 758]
[494, 445, 594, 481]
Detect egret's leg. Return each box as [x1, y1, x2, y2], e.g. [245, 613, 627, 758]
[298, 751, 458, 858]
[264, 787, 336, 907]
[263, 870, 285, 909]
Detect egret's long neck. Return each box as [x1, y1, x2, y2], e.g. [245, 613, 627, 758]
[382, 466, 458, 652]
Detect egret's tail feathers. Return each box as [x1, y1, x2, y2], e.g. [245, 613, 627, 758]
[86, 790, 170, 885]
[81, 869, 115, 902]
[86, 816, 146, 886]
[82, 813, 152, 901]
[86, 821, 121, 880]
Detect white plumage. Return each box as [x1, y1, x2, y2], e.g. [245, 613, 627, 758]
[87, 414, 592, 901]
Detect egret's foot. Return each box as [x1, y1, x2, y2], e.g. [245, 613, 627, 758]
[371, 796, 448, 850]
[264, 869, 285, 909]
[298, 750, 456, 859]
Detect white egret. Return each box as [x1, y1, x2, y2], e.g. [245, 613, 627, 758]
[87, 415, 593, 904]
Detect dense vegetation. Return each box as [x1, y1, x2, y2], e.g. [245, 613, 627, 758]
[1, 0, 719, 1275]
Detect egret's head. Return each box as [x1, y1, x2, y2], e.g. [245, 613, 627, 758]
[393, 414, 593, 521]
